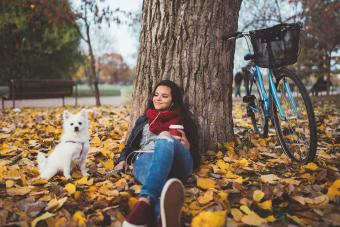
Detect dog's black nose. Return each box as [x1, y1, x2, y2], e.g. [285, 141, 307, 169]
[74, 127, 79, 131]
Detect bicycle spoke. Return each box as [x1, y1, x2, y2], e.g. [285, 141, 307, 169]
[275, 75, 312, 161]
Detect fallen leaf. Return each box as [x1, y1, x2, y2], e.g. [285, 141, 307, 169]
[6, 187, 31, 196]
[197, 178, 216, 190]
[198, 189, 214, 205]
[72, 211, 86, 226]
[31, 212, 55, 227]
[253, 190, 265, 202]
[260, 174, 280, 184]
[64, 183, 76, 195]
[192, 210, 226, 227]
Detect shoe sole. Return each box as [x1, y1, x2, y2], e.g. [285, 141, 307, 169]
[160, 178, 184, 227]
[122, 221, 147, 227]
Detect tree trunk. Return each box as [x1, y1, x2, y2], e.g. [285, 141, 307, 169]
[85, 23, 101, 106]
[326, 51, 331, 96]
[131, 0, 242, 153]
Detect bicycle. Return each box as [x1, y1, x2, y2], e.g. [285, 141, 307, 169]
[226, 23, 317, 163]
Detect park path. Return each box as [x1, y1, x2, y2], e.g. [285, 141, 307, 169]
[1, 96, 125, 109]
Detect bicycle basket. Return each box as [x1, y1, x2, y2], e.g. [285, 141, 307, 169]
[249, 23, 301, 68]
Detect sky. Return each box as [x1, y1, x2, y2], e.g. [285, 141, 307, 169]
[71, 0, 143, 67]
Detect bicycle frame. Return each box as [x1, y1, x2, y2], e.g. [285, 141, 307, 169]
[250, 65, 301, 121]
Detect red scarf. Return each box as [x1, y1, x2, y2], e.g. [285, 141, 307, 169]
[146, 108, 182, 134]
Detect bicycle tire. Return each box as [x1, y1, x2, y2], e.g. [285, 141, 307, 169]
[248, 79, 269, 138]
[271, 67, 317, 163]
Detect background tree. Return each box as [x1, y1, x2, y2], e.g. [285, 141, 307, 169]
[131, 0, 242, 152]
[0, 0, 83, 85]
[298, 0, 340, 94]
[48, 0, 137, 106]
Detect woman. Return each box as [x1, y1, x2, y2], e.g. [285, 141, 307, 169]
[115, 80, 200, 227]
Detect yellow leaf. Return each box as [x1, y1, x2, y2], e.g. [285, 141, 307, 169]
[240, 205, 252, 215]
[231, 208, 244, 221]
[76, 177, 88, 185]
[100, 159, 114, 170]
[74, 191, 82, 200]
[98, 186, 119, 197]
[236, 158, 249, 167]
[197, 178, 216, 190]
[6, 186, 31, 196]
[304, 162, 318, 171]
[31, 212, 56, 227]
[128, 197, 138, 210]
[241, 212, 267, 226]
[260, 174, 280, 184]
[46, 197, 68, 211]
[216, 160, 230, 173]
[258, 200, 272, 210]
[266, 215, 276, 222]
[46, 198, 59, 210]
[281, 178, 301, 185]
[192, 211, 226, 227]
[130, 184, 141, 194]
[115, 178, 128, 188]
[118, 143, 125, 152]
[218, 191, 228, 202]
[31, 179, 48, 186]
[72, 211, 86, 226]
[253, 190, 265, 202]
[198, 189, 214, 205]
[5, 180, 15, 188]
[287, 214, 306, 226]
[327, 179, 340, 201]
[216, 151, 223, 159]
[233, 176, 245, 184]
[4, 169, 21, 180]
[55, 217, 67, 227]
[65, 183, 76, 195]
[91, 136, 101, 146]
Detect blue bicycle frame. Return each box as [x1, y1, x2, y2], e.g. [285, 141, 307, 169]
[250, 65, 301, 121]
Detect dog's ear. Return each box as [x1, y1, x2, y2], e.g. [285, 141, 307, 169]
[63, 111, 71, 120]
[80, 109, 88, 118]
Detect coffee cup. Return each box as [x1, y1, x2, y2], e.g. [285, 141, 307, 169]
[169, 124, 184, 137]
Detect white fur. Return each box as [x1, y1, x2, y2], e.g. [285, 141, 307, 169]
[37, 109, 90, 180]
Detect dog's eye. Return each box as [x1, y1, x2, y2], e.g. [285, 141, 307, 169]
[70, 123, 74, 126]
[79, 122, 82, 125]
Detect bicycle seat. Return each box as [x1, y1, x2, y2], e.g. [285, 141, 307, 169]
[244, 54, 255, 61]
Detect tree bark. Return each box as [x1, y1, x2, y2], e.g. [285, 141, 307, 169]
[131, 0, 242, 153]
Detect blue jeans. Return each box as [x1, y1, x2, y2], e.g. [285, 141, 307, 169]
[133, 136, 193, 218]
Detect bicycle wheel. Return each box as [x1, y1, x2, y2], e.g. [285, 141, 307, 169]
[247, 80, 269, 138]
[271, 68, 317, 163]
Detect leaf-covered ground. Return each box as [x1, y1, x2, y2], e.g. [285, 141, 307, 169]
[0, 96, 339, 227]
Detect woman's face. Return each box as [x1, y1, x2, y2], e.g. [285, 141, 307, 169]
[153, 85, 173, 111]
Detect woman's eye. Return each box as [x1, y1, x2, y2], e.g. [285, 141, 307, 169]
[70, 123, 74, 126]
[79, 122, 82, 125]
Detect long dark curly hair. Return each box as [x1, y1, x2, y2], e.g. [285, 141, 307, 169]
[145, 80, 200, 169]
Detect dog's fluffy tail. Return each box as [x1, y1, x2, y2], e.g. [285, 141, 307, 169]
[37, 152, 47, 174]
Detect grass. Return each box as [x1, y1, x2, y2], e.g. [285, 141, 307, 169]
[0, 84, 133, 97]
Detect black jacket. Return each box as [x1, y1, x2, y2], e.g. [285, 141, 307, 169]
[117, 115, 200, 170]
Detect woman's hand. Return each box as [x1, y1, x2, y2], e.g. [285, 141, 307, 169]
[173, 129, 190, 151]
[114, 161, 128, 172]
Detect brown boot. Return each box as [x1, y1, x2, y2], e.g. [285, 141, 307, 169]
[122, 200, 152, 227]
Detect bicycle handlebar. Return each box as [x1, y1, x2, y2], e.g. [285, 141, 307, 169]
[223, 32, 243, 40]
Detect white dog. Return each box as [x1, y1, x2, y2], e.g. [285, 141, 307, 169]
[37, 109, 90, 180]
